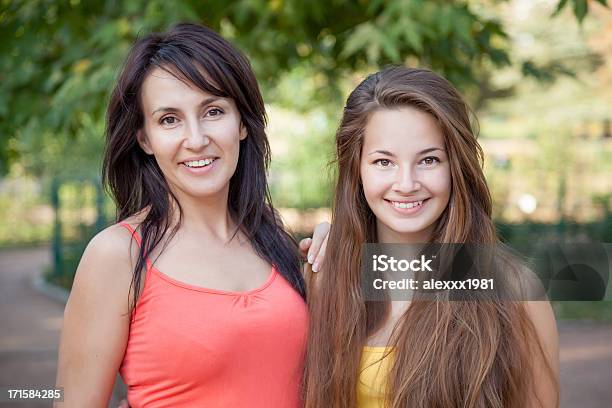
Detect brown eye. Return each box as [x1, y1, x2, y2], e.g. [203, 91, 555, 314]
[421, 156, 440, 166]
[160, 116, 177, 126]
[206, 108, 224, 117]
[375, 159, 391, 167]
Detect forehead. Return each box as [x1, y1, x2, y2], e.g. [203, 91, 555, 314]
[140, 67, 223, 111]
[363, 107, 444, 153]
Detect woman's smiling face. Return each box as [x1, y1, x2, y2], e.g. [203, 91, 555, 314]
[360, 107, 451, 243]
[137, 66, 246, 202]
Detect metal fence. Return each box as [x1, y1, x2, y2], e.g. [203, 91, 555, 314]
[49, 177, 113, 289]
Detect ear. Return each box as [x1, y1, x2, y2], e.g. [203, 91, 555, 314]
[239, 122, 247, 141]
[136, 129, 154, 155]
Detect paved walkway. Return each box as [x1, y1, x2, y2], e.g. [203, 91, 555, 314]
[0, 247, 124, 407]
[0, 246, 611, 407]
[558, 322, 612, 406]
[0, 246, 61, 407]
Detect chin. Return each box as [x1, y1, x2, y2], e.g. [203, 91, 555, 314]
[184, 184, 228, 199]
[382, 217, 435, 238]
[392, 227, 430, 237]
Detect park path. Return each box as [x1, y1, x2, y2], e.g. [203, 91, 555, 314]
[0, 247, 124, 407]
[0, 246, 611, 407]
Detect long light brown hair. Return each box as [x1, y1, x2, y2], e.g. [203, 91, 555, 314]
[304, 67, 557, 407]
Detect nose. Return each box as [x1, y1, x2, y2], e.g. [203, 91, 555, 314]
[183, 120, 210, 150]
[392, 166, 421, 193]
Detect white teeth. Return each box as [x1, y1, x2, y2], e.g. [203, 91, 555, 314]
[392, 200, 423, 209]
[184, 158, 215, 168]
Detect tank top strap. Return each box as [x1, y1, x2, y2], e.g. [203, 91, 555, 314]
[118, 222, 154, 271]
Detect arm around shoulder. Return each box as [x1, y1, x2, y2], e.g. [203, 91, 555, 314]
[55, 224, 136, 407]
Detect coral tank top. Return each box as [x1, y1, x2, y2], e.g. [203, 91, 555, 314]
[118, 223, 308, 407]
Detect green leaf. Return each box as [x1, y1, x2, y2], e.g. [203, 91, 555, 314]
[573, 0, 588, 22]
[380, 31, 401, 61]
[401, 23, 423, 54]
[439, 6, 453, 37]
[553, 0, 569, 16]
[366, 0, 385, 14]
[340, 22, 375, 59]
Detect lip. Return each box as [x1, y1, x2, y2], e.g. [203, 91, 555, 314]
[180, 157, 219, 174]
[385, 198, 430, 215]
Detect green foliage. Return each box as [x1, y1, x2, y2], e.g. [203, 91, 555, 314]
[2, 0, 598, 177]
[0, 177, 52, 245]
[0, 0, 605, 218]
[217, 0, 513, 105]
[554, 0, 609, 22]
[0, 0, 200, 177]
[267, 107, 336, 209]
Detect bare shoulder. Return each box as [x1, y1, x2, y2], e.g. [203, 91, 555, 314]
[524, 301, 558, 342]
[71, 223, 138, 302]
[524, 300, 555, 320]
[524, 301, 560, 407]
[524, 300, 559, 377]
[84, 223, 138, 268]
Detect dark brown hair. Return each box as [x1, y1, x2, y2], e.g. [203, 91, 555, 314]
[305, 67, 557, 407]
[102, 23, 305, 310]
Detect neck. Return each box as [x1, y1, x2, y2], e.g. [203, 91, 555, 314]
[169, 185, 238, 242]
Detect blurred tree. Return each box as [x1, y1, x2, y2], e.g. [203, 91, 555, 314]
[0, 0, 607, 177]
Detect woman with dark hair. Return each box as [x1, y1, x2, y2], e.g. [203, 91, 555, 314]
[56, 23, 319, 407]
[304, 67, 559, 407]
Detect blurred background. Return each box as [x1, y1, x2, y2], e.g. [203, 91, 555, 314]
[0, 0, 610, 406]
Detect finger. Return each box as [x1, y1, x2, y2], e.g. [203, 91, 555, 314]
[308, 222, 330, 264]
[303, 261, 320, 292]
[302, 260, 312, 278]
[312, 233, 328, 273]
[298, 238, 312, 259]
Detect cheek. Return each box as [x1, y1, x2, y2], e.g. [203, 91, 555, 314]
[360, 168, 390, 203]
[216, 123, 242, 154]
[426, 167, 451, 203]
[149, 137, 180, 161]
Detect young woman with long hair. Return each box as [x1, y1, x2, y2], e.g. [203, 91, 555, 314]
[56, 23, 325, 407]
[305, 67, 559, 407]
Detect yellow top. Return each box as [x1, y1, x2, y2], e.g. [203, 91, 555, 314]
[357, 346, 393, 408]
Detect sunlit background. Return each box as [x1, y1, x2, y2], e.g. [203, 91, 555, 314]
[1, 0, 611, 406]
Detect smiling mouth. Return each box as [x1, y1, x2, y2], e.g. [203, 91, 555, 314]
[386, 198, 429, 209]
[181, 158, 218, 168]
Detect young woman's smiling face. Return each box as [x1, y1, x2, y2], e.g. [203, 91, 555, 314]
[137, 67, 246, 202]
[360, 107, 451, 243]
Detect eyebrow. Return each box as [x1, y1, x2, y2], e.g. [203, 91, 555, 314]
[151, 97, 223, 115]
[368, 147, 445, 156]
